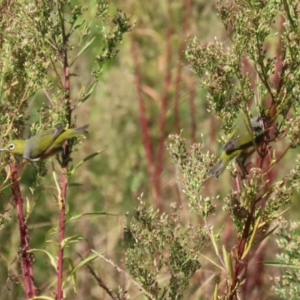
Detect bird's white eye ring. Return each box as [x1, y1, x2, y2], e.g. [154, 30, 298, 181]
[8, 144, 15, 150]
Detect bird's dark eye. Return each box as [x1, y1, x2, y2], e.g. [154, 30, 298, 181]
[8, 144, 15, 150]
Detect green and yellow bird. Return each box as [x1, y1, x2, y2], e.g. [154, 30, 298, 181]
[209, 111, 270, 179]
[0, 124, 89, 161]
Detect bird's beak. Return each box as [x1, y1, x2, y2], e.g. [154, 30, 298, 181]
[0, 148, 7, 151]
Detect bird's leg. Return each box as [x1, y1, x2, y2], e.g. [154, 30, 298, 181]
[61, 155, 72, 167]
[56, 146, 72, 167]
[23, 156, 41, 162]
[23, 143, 41, 162]
[237, 157, 248, 179]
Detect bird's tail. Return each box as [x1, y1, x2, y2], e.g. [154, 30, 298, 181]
[74, 124, 89, 135]
[209, 160, 227, 179]
[61, 124, 90, 140]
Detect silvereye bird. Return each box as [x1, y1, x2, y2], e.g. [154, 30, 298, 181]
[0, 124, 89, 161]
[209, 113, 269, 179]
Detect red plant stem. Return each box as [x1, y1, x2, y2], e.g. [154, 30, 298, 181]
[130, 37, 159, 206]
[242, 56, 256, 108]
[181, 0, 197, 143]
[57, 7, 71, 299]
[223, 217, 233, 248]
[174, 49, 183, 134]
[57, 171, 67, 300]
[155, 0, 173, 205]
[174, 0, 191, 134]
[63, 62, 71, 124]
[243, 246, 264, 296]
[60, 7, 71, 125]
[11, 163, 36, 298]
[189, 80, 197, 143]
[242, 56, 256, 92]
[228, 204, 255, 299]
[273, 14, 285, 95]
[261, 15, 285, 187]
[210, 116, 217, 145]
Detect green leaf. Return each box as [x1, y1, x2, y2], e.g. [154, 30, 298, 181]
[70, 37, 96, 66]
[65, 254, 98, 284]
[73, 20, 85, 31]
[263, 261, 299, 268]
[68, 182, 83, 187]
[67, 211, 117, 222]
[30, 296, 55, 300]
[64, 257, 77, 293]
[78, 81, 98, 104]
[44, 227, 59, 248]
[28, 249, 57, 270]
[61, 235, 84, 249]
[69, 150, 104, 178]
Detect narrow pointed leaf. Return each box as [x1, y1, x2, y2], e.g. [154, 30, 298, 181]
[63, 257, 77, 293]
[61, 235, 84, 249]
[66, 254, 98, 283]
[70, 37, 96, 66]
[67, 211, 116, 222]
[69, 150, 104, 177]
[28, 249, 57, 269]
[78, 81, 98, 103]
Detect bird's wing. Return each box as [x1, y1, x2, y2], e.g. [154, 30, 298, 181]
[23, 127, 66, 159]
[222, 129, 243, 154]
[223, 134, 241, 154]
[223, 131, 258, 154]
[39, 126, 66, 139]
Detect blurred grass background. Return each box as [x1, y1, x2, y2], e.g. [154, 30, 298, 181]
[0, 0, 294, 299]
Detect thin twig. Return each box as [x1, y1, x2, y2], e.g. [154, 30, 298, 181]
[92, 250, 155, 300]
[154, 0, 173, 210]
[78, 253, 119, 300]
[57, 170, 67, 300]
[189, 79, 197, 143]
[130, 36, 159, 206]
[228, 201, 255, 299]
[56, 3, 72, 299]
[174, 0, 191, 134]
